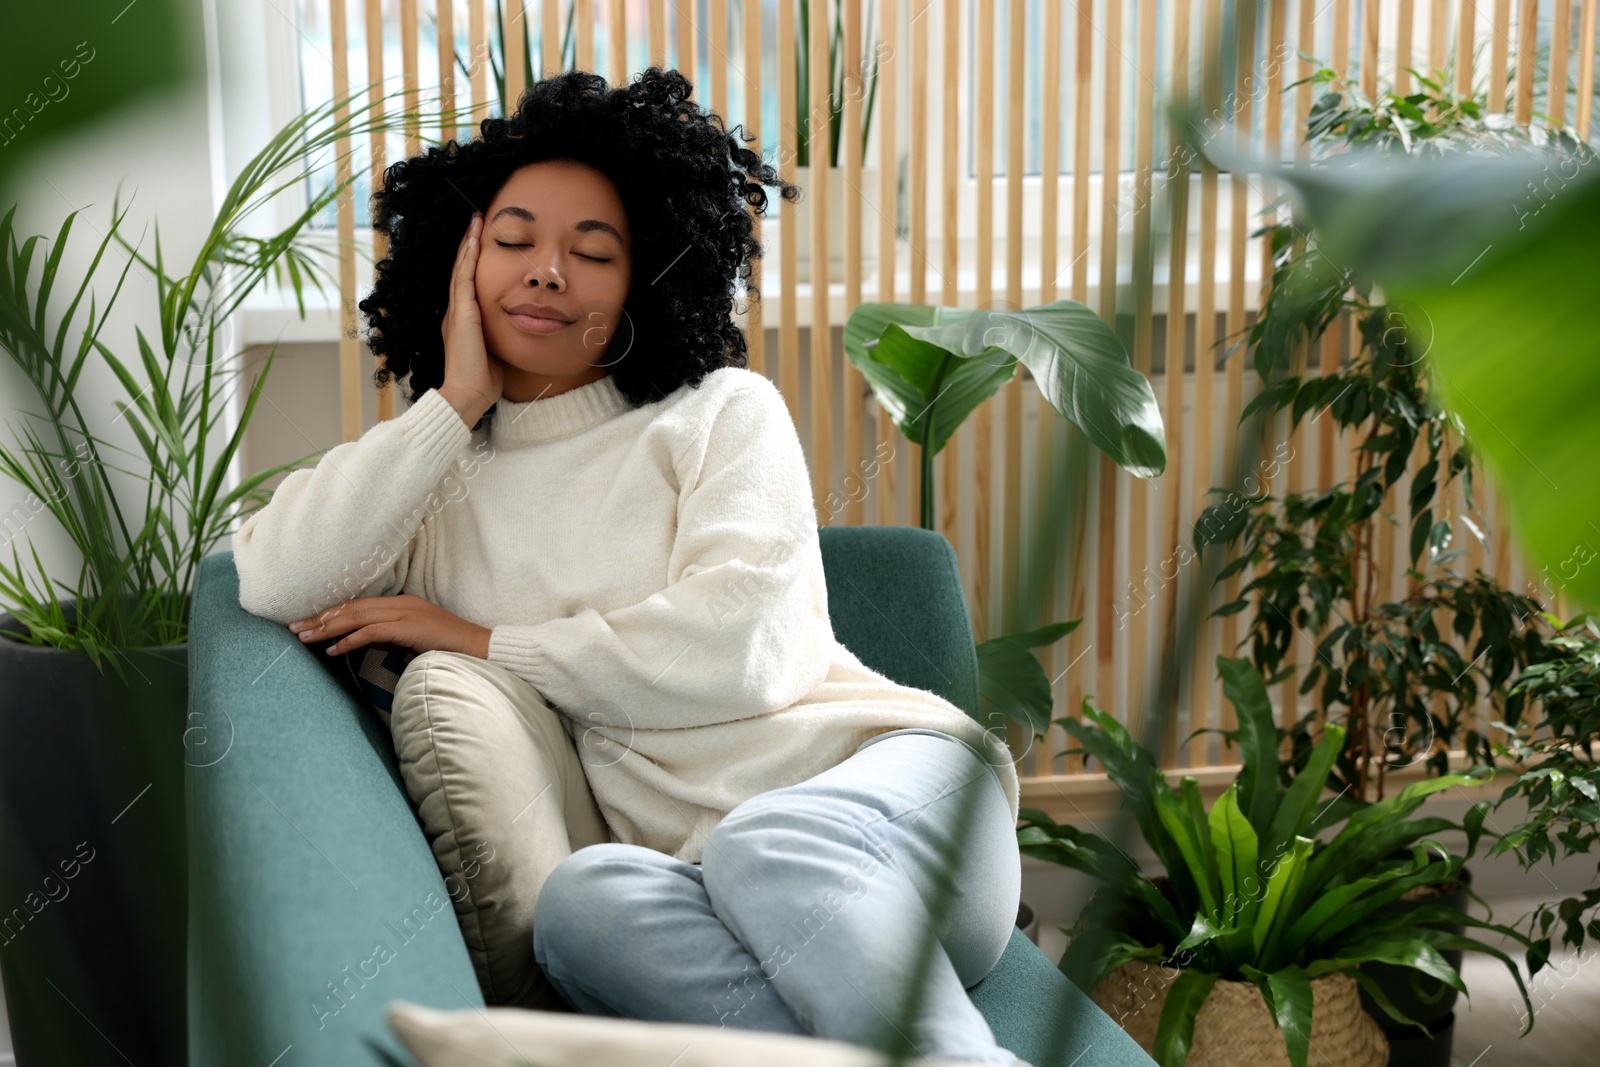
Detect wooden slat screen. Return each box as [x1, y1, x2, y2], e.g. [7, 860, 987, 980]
[304, 0, 1596, 803]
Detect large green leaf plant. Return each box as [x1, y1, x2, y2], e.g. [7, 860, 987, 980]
[1018, 655, 1535, 1067]
[844, 298, 1166, 739]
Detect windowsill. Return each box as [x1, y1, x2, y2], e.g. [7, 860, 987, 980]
[236, 239, 1268, 347]
[238, 169, 1282, 345]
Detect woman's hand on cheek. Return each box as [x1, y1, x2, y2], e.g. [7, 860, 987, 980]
[288, 594, 492, 660]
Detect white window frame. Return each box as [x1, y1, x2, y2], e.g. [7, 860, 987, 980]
[231, 0, 1275, 346]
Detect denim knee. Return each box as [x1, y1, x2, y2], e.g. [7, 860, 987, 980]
[702, 800, 889, 903]
[533, 843, 656, 966]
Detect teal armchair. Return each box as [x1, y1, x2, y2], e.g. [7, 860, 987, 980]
[187, 525, 1154, 1066]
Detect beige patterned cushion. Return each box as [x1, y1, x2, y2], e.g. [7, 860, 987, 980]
[343, 642, 417, 729]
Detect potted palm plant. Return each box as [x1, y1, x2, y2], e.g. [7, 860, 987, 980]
[0, 83, 451, 1065]
[1017, 656, 1535, 1067]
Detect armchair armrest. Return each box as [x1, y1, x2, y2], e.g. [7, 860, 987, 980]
[969, 930, 1156, 1066]
[187, 551, 482, 1067]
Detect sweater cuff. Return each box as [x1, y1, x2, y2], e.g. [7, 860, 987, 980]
[400, 387, 475, 472]
[486, 624, 555, 699]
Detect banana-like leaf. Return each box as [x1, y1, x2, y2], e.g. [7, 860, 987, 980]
[842, 303, 1014, 456]
[976, 636, 1056, 736]
[901, 301, 1167, 477]
[844, 300, 1167, 476]
[1002, 619, 1082, 648]
[1152, 969, 1219, 1067]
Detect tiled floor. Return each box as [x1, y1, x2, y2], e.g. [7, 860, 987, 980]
[1450, 895, 1600, 1067]
[1033, 893, 1600, 1067]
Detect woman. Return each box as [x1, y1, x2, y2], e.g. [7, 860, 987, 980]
[234, 67, 1028, 1066]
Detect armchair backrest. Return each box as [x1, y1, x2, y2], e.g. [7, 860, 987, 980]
[816, 525, 980, 719]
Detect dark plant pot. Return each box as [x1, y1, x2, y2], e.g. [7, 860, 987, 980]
[1378, 1010, 1455, 1067]
[1016, 898, 1039, 944]
[0, 605, 188, 1067]
[1357, 863, 1471, 1067]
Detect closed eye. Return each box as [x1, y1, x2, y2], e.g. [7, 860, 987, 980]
[494, 240, 611, 262]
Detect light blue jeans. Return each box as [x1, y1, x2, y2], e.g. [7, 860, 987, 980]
[532, 728, 1027, 1064]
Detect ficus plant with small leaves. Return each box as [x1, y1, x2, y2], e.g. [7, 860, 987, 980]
[1189, 58, 1589, 801]
[1227, 57, 1600, 997]
[1478, 615, 1600, 964]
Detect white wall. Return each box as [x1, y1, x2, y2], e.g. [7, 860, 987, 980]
[0, 0, 226, 622]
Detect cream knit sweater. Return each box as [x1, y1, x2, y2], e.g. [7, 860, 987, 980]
[234, 366, 1021, 863]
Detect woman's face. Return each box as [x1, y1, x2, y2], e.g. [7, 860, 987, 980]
[475, 159, 634, 400]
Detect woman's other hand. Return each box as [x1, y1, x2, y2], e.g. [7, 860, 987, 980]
[289, 594, 492, 659]
[438, 212, 504, 427]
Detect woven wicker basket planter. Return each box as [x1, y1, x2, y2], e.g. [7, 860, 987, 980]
[1090, 960, 1389, 1067]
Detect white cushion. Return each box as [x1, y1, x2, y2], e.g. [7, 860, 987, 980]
[386, 1000, 1022, 1067]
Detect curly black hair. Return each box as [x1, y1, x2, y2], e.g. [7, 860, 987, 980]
[358, 66, 800, 430]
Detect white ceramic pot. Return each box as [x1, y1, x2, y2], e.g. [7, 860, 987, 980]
[789, 163, 882, 284]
